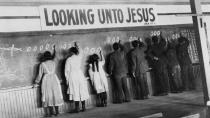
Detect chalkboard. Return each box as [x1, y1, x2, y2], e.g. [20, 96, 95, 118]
[0, 25, 198, 89]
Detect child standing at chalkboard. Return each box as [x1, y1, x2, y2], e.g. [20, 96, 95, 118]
[88, 50, 109, 107]
[33, 45, 63, 117]
[65, 42, 89, 113]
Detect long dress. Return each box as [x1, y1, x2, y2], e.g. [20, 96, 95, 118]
[88, 61, 109, 94]
[65, 54, 89, 101]
[35, 60, 63, 107]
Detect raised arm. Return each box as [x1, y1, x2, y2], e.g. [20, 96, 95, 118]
[130, 52, 136, 78]
[108, 55, 114, 75]
[159, 33, 168, 50]
[99, 49, 105, 64]
[74, 42, 83, 57]
[118, 40, 125, 51]
[52, 45, 56, 59]
[183, 37, 190, 47]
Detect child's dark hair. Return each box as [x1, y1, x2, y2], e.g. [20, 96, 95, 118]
[69, 47, 79, 55]
[113, 43, 120, 51]
[40, 51, 54, 62]
[152, 36, 159, 44]
[89, 54, 99, 72]
[132, 40, 139, 48]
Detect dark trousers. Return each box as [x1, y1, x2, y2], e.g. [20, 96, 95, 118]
[113, 76, 131, 103]
[135, 73, 149, 99]
[168, 65, 183, 92]
[153, 63, 170, 95]
[180, 64, 195, 90]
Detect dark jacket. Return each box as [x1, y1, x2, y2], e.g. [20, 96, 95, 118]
[130, 47, 149, 76]
[147, 37, 168, 69]
[176, 37, 192, 65]
[108, 50, 128, 78]
[166, 45, 179, 67]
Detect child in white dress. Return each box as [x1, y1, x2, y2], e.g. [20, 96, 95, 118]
[34, 46, 63, 117]
[88, 50, 109, 107]
[65, 42, 89, 113]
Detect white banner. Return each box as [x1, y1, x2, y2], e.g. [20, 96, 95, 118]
[39, 5, 158, 31]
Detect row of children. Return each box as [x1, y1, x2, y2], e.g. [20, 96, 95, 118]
[106, 32, 195, 104]
[33, 43, 109, 117]
[33, 32, 195, 117]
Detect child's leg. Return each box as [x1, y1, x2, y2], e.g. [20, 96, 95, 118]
[74, 101, 80, 113]
[49, 106, 54, 117]
[81, 101, 86, 112]
[54, 106, 59, 116]
[44, 107, 51, 117]
[96, 93, 101, 107]
[101, 92, 107, 107]
[104, 92, 108, 106]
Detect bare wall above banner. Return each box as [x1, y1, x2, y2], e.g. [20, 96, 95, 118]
[39, 5, 158, 31]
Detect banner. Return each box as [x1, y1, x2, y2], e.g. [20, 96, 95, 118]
[39, 5, 158, 31]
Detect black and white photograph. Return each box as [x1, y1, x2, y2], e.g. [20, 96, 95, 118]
[0, 0, 210, 118]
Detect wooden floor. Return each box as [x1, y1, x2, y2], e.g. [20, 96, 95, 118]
[47, 90, 207, 118]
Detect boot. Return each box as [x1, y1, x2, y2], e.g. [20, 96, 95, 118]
[81, 101, 86, 112]
[103, 92, 108, 107]
[74, 101, 80, 113]
[44, 107, 52, 117]
[54, 106, 59, 116]
[104, 99, 107, 107]
[48, 107, 53, 117]
[96, 94, 101, 107]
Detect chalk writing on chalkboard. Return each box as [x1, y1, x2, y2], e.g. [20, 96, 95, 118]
[105, 36, 144, 44]
[0, 44, 22, 57]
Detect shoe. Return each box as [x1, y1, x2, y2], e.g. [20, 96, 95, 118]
[54, 112, 59, 116]
[171, 91, 179, 93]
[144, 96, 149, 99]
[135, 97, 144, 100]
[73, 107, 80, 113]
[124, 100, 131, 102]
[104, 103, 107, 107]
[44, 114, 52, 117]
[104, 101, 107, 107]
[81, 107, 86, 112]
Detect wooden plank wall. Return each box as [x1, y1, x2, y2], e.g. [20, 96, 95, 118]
[0, 85, 91, 118]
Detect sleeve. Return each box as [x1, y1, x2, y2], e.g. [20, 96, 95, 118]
[101, 59, 105, 65]
[88, 64, 94, 85]
[130, 52, 136, 74]
[147, 46, 155, 60]
[160, 37, 167, 50]
[108, 55, 114, 75]
[35, 64, 44, 84]
[65, 58, 71, 84]
[123, 51, 129, 72]
[77, 46, 84, 58]
[119, 43, 125, 51]
[100, 52, 105, 65]
[184, 37, 190, 47]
